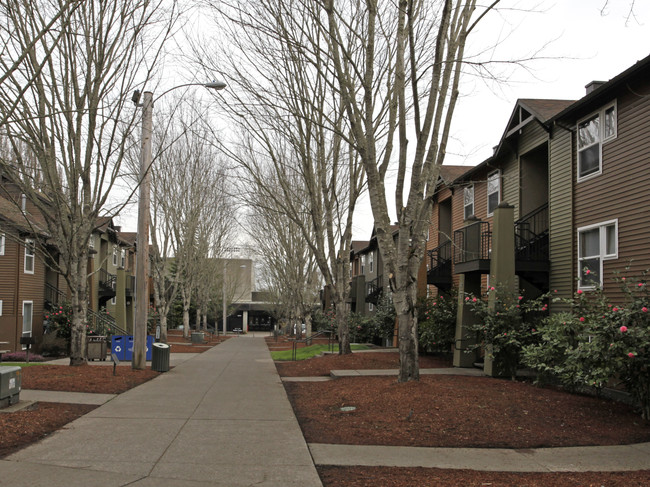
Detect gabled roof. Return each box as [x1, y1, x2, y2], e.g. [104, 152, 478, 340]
[0, 194, 48, 236]
[118, 232, 138, 247]
[517, 99, 576, 124]
[350, 240, 370, 255]
[438, 165, 472, 185]
[551, 52, 650, 123]
[453, 98, 575, 184]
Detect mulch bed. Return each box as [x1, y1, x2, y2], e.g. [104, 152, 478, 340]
[0, 402, 97, 459]
[21, 364, 160, 394]
[317, 466, 650, 487]
[272, 346, 650, 486]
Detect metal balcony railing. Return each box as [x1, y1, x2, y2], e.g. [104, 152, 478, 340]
[366, 275, 383, 304]
[453, 221, 491, 265]
[515, 203, 549, 261]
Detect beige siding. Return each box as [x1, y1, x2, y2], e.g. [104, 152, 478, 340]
[519, 122, 548, 156]
[500, 152, 519, 219]
[548, 128, 573, 308]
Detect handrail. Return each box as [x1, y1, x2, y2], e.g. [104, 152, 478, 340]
[291, 329, 335, 361]
[88, 308, 126, 336]
[427, 240, 452, 270]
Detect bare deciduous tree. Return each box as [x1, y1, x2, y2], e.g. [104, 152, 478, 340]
[0, 0, 178, 365]
[198, 0, 366, 353]
[145, 99, 235, 340]
[245, 169, 321, 338]
[320, 0, 502, 381]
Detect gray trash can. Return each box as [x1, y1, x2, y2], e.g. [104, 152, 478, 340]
[151, 343, 170, 372]
[191, 332, 205, 344]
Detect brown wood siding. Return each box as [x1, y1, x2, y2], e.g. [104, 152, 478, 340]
[572, 78, 650, 304]
[0, 236, 19, 316]
[548, 127, 573, 308]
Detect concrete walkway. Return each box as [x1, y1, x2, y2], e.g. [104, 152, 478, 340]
[1, 336, 322, 487]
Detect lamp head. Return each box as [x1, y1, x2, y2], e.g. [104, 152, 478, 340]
[205, 80, 227, 91]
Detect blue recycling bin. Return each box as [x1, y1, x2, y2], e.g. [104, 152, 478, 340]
[111, 335, 153, 361]
[111, 335, 125, 361]
[125, 335, 153, 361]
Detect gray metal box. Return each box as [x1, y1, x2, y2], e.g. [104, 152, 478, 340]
[0, 365, 22, 407]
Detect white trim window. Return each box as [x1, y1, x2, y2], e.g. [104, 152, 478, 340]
[369, 302, 374, 312]
[112, 246, 118, 266]
[369, 251, 374, 273]
[0, 232, 5, 256]
[577, 219, 618, 289]
[487, 171, 501, 216]
[24, 239, 35, 274]
[577, 102, 616, 181]
[111, 296, 117, 305]
[464, 185, 474, 220]
[361, 255, 366, 274]
[121, 249, 126, 269]
[22, 301, 33, 349]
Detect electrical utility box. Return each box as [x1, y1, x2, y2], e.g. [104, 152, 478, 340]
[0, 366, 22, 408]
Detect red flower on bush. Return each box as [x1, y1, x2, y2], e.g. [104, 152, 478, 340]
[620, 326, 628, 333]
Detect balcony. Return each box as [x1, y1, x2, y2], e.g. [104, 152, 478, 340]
[453, 221, 491, 274]
[366, 275, 383, 305]
[98, 268, 117, 304]
[427, 240, 452, 289]
[124, 275, 135, 297]
[514, 203, 550, 290]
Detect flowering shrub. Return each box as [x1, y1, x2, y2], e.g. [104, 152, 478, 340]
[347, 296, 396, 345]
[45, 303, 74, 340]
[466, 286, 548, 380]
[1, 351, 45, 362]
[523, 272, 650, 420]
[417, 292, 457, 353]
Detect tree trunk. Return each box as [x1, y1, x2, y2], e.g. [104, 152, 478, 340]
[181, 287, 191, 338]
[394, 282, 419, 382]
[159, 313, 168, 344]
[68, 259, 89, 366]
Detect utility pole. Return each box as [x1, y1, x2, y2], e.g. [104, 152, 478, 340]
[133, 91, 153, 370]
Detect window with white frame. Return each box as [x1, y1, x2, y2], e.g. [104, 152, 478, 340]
[24, 239, 35, 274]
[577, 102, 616, 181]
[0, 231, 5, 255]
[361, 255, 366, 274]
[111, 296, 117, 305]
[121, 249, 126, 268]
[487, 171, 501, 215]
[369, 302, 373, 312]
[369, 251, 374, 273]
[112, 247, 118, 266]
[464, 185, 474, 220]
[578, 219, 618, 288]
[22, 301, 33, 348]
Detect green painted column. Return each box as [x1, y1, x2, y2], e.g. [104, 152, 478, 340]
[484, 202, 516, 376]
[453, 273, 482, 368]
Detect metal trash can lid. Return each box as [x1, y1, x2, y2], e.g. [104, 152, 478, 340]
[153, 343, 170, 349]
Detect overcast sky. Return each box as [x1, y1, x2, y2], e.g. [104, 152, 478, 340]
[114, 1, 650, 244]
[351, 0, 650, 240]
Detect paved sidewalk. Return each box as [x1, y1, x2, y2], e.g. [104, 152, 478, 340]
[1, 336, 322, 487]
[309, 442, 650, 472]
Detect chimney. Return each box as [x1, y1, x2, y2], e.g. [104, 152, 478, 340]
[585, 81, 605, 95]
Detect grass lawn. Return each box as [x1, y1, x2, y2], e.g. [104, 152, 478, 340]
[271, 344, 370, 361]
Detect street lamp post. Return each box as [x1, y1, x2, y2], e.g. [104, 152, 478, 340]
[132, 81, 226, 370]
